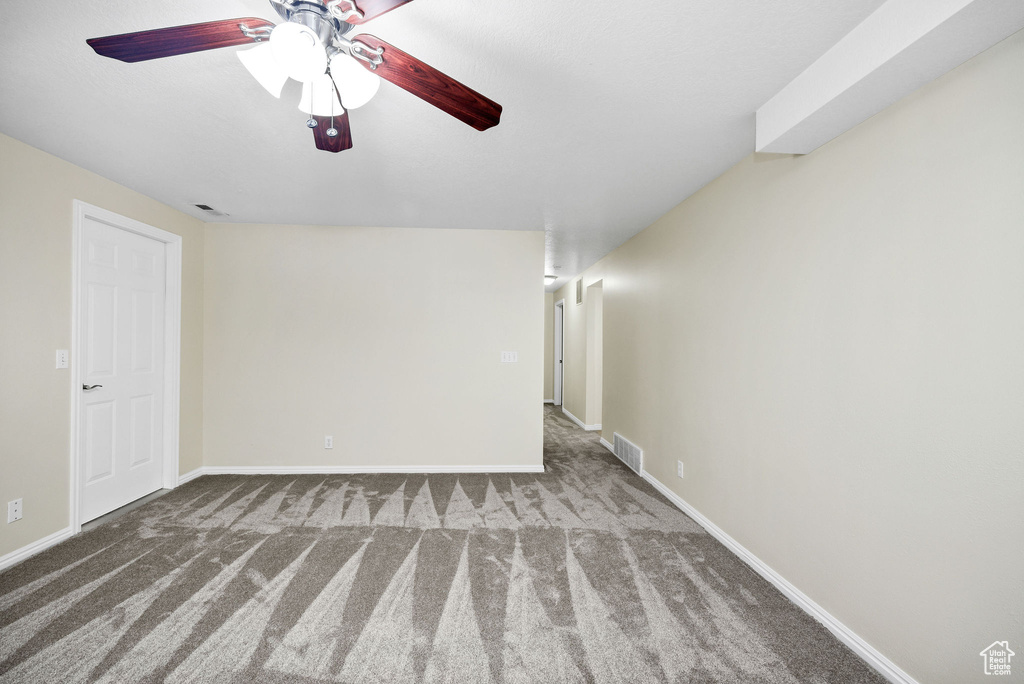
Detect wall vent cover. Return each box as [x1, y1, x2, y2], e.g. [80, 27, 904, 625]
[613, 432, 643, 475]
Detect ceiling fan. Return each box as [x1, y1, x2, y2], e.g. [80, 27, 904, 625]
[86, 0, 502, 152]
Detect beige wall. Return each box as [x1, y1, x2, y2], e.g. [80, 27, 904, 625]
[555, 278, 589, 422]
[585, 282, 603, 427]
[553, 277, 604, 428]
[543, 292, 554, 401]
[203, 224, 544, 470]
[0, 134, 205, 559]
[558, 32, 1024, 684]
[0, 135, 544, 559]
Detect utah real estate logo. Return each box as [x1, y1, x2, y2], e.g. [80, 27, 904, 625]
[980, 641, 1014, 676]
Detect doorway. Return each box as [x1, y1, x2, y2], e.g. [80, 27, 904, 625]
[71, 201, 182, 528]
[553, 299, 564, 406]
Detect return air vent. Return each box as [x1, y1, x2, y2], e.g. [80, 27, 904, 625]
[193, 203, 229, 217]
[612, 432, 643, 475]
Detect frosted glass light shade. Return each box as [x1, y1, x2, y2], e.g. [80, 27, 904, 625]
[329, 54, 380, 109]
[270, 22, 327, 82]
[237, 44, 289, 98]
[298, 74, 343, 117]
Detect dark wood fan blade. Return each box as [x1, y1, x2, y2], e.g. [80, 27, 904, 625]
[87, 18, 275, 63]
[337, 0, 416, 25]
[312, 113, 354, 152]
[350, 34, 501, 131]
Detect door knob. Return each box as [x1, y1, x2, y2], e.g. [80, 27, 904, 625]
[83, 384, 103, 391]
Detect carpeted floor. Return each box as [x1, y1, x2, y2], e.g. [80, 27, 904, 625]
[0, 406, 885, 683]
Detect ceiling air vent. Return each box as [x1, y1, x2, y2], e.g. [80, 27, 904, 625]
[193, 204, 228, 217]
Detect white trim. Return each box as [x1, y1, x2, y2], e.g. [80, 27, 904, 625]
[600, 437, 614, 453]
[561, 407, 602, 431]
[177, 467, 207, 486]
[181, 465, 546, 477]
[562, 407, 585, 428]
[71, 200, 183, 534]
[0, 527, 75, 572]
[543, 399, 554, 404]
[641, 471, 919, 684]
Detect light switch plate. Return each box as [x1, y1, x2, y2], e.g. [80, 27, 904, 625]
[56, 350, 68, 369]
[501, 351, 518, 363]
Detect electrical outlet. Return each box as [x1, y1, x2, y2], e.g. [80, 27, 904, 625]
[501, 351, 518, 363]
[8, 499, 23, 523]
[324, 435, 334, 449]
[676, 460, 684, 479]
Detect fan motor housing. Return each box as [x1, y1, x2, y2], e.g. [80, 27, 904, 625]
[275, 1, 350, 41]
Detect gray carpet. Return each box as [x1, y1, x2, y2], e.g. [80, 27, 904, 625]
[0, 406, 885, 683]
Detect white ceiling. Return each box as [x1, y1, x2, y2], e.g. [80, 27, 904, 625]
[0, 0, 886, 290]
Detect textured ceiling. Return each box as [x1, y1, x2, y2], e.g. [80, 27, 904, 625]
[0, 0, 885, 290]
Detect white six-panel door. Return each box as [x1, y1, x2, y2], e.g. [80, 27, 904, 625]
[79, 216, 167, 523]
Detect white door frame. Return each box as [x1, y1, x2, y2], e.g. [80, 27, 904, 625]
[69, 200, 182, 533]
[553, 299, 565, 406]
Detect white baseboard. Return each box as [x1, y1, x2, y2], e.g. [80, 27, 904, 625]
[641, 471, 919, 684]
[0, 526, 75, 572]
[180, 464, 545, 478]
[177, 467, 206, 486]
[600, 437, 614, 453]
[562, 407, 585, 428]
[561, 407, 602, 431]
[543, 399, 554, 404]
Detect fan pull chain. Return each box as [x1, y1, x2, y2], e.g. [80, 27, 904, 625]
[327, 76, 339, 138]
[306, 77, 318, 128]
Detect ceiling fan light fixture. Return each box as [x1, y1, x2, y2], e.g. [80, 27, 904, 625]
[299, 74, 344, 117]
[270, 22, 328, 82]
[329, 54, 381, 109]
[237, 43, 289, 98]
[86, 3, 502, 154]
